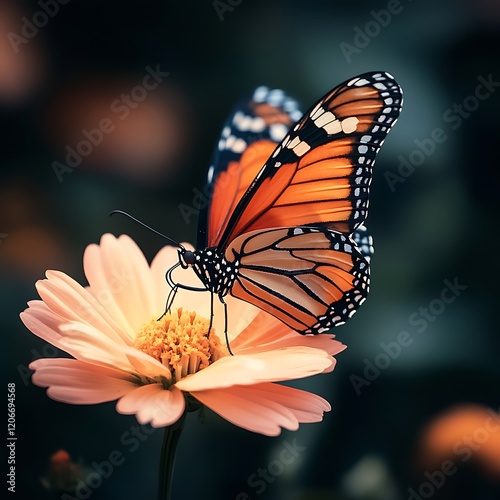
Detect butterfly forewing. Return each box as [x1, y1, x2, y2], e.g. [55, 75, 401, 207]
[216, 72, 402, 250]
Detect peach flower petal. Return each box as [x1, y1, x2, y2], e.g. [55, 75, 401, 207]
[212, 294, 261, 344]
[36, 271, 129, 345]
[29, 358, 138, 404]
[193, 383, 331, 435]
[55, 322, 172, 380]
[191, 382, 329, 436]
[115, 235, 158, 317]
[257, 333, 347, 359]
[121, 346, 173, 381]
[83, 235, 140, 339]
[231, 311, 291, 352]
[232, 310, 347, 357]
[56, 322, 140, 372]
[195, 388, 298, 436]
[116, 384, 185, 427]
[242, 382, 332, 422]
[96, 235, 154, 329]
[20, 303, 123, 364]
[175, 347, 333, 392]
[276, 334, 346, 355]
[20, 305, 69, 353]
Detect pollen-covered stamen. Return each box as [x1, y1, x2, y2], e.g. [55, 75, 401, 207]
[134, 308, 228, 383]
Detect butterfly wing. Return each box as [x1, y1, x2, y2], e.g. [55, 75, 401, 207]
[225, 227, 370, 334]
[197, 87, 302, 248]
[213, 72, 402, 250]
[352, 224, 374, 263]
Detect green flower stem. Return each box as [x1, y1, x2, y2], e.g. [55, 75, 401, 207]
[157, 410, 186, 500]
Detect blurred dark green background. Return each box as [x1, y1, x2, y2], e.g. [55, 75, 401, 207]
[2, 0, 500, 499]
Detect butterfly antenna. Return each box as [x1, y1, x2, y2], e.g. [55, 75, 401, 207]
[110, 210, 185, 250]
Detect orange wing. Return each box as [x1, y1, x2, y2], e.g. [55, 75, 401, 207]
[212, 72, 402, 250]
[208, 141, 276, 246]
[200, 87, 302, 248]
[226, 226, 370, 334]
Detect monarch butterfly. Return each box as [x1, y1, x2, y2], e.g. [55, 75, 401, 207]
[120, 72, 402, 338]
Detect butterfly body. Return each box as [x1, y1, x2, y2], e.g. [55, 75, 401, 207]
[172, 72, 402, 335]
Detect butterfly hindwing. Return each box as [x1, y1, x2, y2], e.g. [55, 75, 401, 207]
[215, 72, 402, 250]
[352, 224, 374, 263]
[225, 226, 370, 334]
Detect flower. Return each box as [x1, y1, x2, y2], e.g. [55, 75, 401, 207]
[21, 234, 345, 436]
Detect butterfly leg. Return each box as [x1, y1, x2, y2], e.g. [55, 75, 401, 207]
[218, 295, 233, 356]
[159, 263, 181, 319]
[205, 291, 214, 341]
[158, 284, 179, 320]
[161, 261, 208, 319]
[165, 261, 180, 290]
[165, 260, 209, 293]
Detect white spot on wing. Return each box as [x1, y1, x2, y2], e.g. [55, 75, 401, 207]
[293, 141, 311, 156]
[253, 87, 268, 103]
[314, 110, 335, 128]
[310, 104, 324, 120]
[287, 136, 300, 149]
[207, 165, 215, 183]
[341, 117, 359, 133]
[268, 89, 284, 106]
[270, 123, 288, 142]
[232, 138, 247, 153]
[354, 78, 370, 86]
[250, 117, 266, 132]
[271, 145, 282, 157]
[324, 119, 342, 135]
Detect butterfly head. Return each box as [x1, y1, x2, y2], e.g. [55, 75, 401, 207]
[178, 248, 197, 269]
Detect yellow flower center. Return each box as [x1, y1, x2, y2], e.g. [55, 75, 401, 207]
[134, 308, 227, 383]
